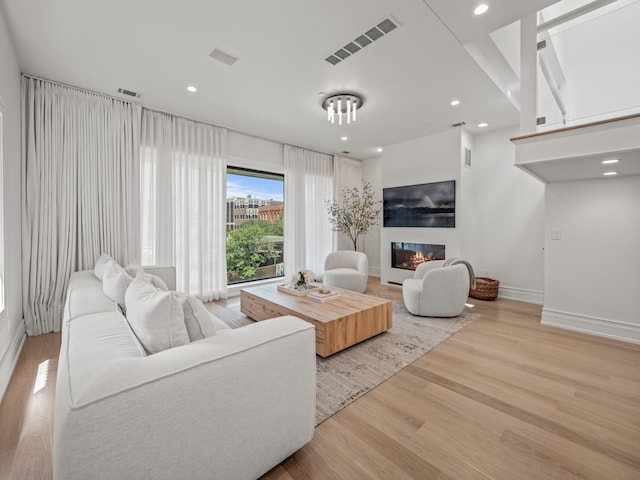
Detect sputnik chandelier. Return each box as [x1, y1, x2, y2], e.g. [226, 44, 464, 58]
[322, 93, 363, 125]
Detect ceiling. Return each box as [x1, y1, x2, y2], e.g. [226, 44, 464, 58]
[2, 0, 559, 160]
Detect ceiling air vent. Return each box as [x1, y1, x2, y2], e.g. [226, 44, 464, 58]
[117, 88, 141, 98]
[209, 48, 238, 66]
[450, 121, 466, 128]
[324, 14, 400, 66]
[464, 148, 472, 168]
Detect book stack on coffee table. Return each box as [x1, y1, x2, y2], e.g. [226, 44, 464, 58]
[307, 288, 340, 303]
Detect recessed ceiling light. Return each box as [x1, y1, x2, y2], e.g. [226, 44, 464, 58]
[603, 171, 618, 176]
[450, 100, 460, 106]
[474, 4, 489, 15]
[376, 147, 383, 153]
[602, 159, 619, 164]
[341, 136, 348, 141]
[187, 86, 197, 93]
[478, 122, 488, 128]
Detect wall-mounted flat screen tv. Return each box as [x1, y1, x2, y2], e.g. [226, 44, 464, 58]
[383, 180, 455, 228]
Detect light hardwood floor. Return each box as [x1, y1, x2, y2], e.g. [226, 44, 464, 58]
[1, 278, 639, 479]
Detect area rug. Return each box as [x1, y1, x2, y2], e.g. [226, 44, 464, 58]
[214, 299, 478, 425]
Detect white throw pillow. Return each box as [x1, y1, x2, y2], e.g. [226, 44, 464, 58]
[94, 253, 117, 281]
[125, 274, 189, 354]
[177, 294, 218, 341]
[145, 273, 169, 291]
[102, 262, 134, 311]
[124, 262, 144, 278]
[124, 263, 168, 291]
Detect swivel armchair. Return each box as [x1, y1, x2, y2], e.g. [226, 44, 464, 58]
[322, 251, 368, 293]
[402, 261, 470, 317]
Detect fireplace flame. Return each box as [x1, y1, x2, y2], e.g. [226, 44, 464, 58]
[410, 251, 436, 269]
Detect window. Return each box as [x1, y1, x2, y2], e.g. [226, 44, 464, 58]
[226, 167, 284, 285]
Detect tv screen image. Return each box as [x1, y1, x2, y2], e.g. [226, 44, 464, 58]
[383, 180, 455, 228]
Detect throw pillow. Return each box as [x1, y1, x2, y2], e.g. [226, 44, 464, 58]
[94, 253, 117, 281]
[125, 274, 189, 354]
[145, 273, 169, 291]
[124, 262, 144, 278]
[177, 294, 217, 341]
[102, 262, 134, 311]
[124, 263, 169, 291]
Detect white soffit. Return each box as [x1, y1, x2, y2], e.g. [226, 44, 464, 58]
[512, 115, 640, 182]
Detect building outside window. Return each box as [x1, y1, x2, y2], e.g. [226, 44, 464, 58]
[226, 167, 284, 285]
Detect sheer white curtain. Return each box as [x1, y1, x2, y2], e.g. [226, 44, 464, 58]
[140, 110, 228, 301]
[283, 145, 333, 279]
[21, 76, 141, 334]
[333, 155, 363, 250]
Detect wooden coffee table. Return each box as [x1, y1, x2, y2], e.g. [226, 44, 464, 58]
[240, 284, 392, 357]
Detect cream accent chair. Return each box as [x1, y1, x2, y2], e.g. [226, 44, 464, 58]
[402, 260, 470, 317]
[322, 251, 369, 293]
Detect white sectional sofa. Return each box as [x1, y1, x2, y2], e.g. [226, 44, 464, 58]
[54, 268, 316, 480]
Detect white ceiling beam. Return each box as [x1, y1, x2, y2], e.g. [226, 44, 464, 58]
[537, 0, 619, 33]
[464, 35, 521, 110]
[537, 29, 567, 117]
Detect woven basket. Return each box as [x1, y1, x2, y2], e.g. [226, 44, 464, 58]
[469, 277, 499, 300]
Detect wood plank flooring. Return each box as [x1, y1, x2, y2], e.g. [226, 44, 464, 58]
[2, 278, 639, 479]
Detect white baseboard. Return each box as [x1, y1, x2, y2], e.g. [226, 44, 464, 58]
[0, 321, 26, 403]
[498, 285, 544, 305]
[368, 268, 381, 278]
[541, 308, 640, 345]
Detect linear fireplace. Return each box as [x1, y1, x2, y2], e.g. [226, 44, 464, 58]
[391, 242, 445, 271]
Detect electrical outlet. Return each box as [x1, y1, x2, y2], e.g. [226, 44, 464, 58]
[551, 228, 561, 240]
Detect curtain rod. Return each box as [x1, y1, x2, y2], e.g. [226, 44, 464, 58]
[21, 73, 357, 161]
[142, 105, 342, 161]
[21, 73, 138, 105]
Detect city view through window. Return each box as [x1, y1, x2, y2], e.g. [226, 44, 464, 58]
[226, 167, 284, 285]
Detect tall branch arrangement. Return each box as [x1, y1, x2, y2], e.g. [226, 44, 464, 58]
[326, 181, 381, 251]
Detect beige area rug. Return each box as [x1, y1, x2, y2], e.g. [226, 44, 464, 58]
[214, 298, 478, 425]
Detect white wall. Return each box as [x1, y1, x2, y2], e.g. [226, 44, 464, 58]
[380, 129, 463, 285]
[0, 6, 25, 402]
[460, 130, 475, 264]
[470, 127, 545, 303]
[362, 155, 382, 277]
[542, 175, 640, 343]
[375, 126, 544, 300]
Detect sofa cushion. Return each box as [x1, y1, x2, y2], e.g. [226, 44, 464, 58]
[65, 311, 146, 403]
[102, 262, 134, 311]
[94, 253, 117, 281]
[68, 270, 102, 291]
[64, 285, 120, 324]
[125, 274, 190, 354]
[176, 294, 219, 341]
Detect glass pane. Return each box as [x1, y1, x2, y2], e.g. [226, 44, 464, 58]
[226, 167, 284, 285]
[536, 0, 640, 131]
